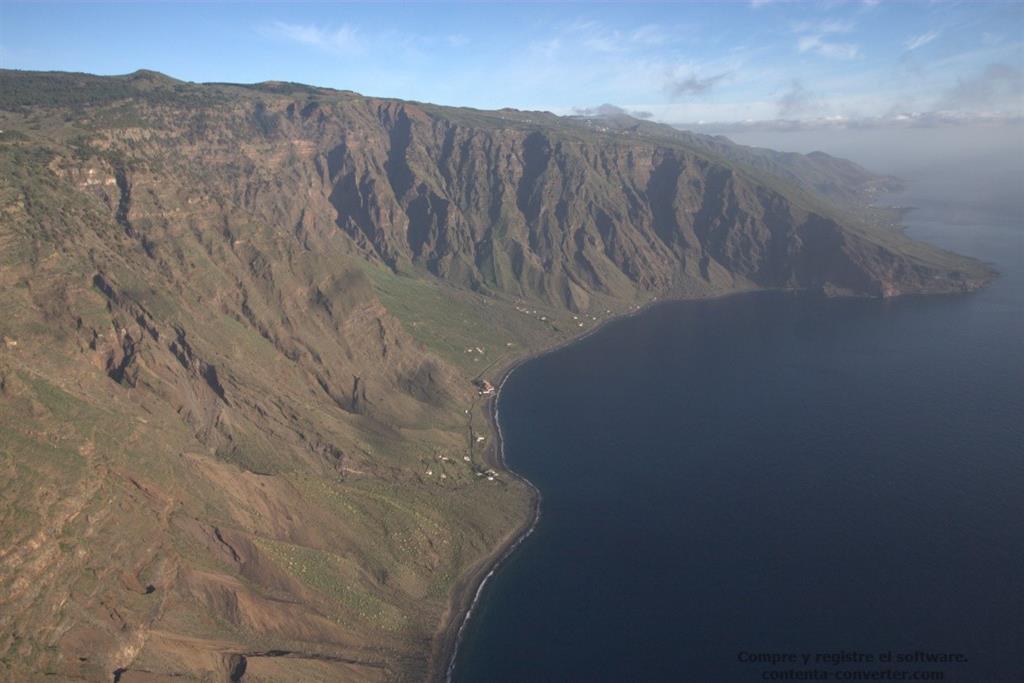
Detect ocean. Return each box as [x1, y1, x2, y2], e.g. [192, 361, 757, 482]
[452, 147, 1024, 682]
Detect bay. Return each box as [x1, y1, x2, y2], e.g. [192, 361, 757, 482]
[453, 153, 1024, 683]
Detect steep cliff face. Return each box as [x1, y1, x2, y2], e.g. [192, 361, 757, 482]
[312, 98, 986, 305]
[157, 87, 982, 308]
[0, 70, 993, 682]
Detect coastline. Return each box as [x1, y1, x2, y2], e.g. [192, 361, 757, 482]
[426, 298, 657, 682]
[425, 261, 995, 681]
[428, 285, 760, 683]
[440, 361, 542, 683]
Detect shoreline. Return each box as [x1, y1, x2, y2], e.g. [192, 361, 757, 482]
[440, 361, 542, 683]
[426, 267, 995, 681]
[429, 285, 760, 683]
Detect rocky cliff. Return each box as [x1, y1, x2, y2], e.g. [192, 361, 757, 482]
[0, 69, 993, 682]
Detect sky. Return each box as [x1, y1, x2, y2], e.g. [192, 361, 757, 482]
[0, 1, 1022, 129]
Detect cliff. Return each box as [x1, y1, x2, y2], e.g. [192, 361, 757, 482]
[0, 69, 993, 682]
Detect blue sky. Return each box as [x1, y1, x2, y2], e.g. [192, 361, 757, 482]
[0, 1, 1021, 125]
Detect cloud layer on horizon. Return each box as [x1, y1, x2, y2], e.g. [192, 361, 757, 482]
[261, 5, 1020, 131]
[5, 1, 1017, 132]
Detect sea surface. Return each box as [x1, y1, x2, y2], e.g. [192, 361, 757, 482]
[453, 156, 1024, 682]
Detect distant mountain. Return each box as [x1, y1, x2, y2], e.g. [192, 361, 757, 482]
[0, 69, 993, 682]
[579, 111, 904, 209]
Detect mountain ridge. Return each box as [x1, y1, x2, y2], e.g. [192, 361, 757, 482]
[0, 69, 993, 682]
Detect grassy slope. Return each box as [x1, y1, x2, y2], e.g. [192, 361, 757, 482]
[0, 91, 535, 680]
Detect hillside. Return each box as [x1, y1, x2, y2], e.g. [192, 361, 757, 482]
[0, 69, 993, 682]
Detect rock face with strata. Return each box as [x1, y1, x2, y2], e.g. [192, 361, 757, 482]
[0, 69, 992, 682]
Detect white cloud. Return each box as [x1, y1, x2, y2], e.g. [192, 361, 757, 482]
[798, 35, 860, 59]
[904, 30, 940, 52]
[535, 19, 692, 58]
[266, 21, 364, 55]
[253, 10, 1017, 130]
[529, 37, 562, 59]
[630, 24, 669, 46]
[792, 20, 854, 35]
[608, 98, 784, 123]
[563, 20, 625, 53]
[571, 103, 654, 119]
[262, 21, 474, 58]
[791, 19, 859, 59]
[679, 110, 1022, 133]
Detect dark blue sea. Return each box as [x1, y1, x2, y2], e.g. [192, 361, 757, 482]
[453, 157, 1023, 682]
